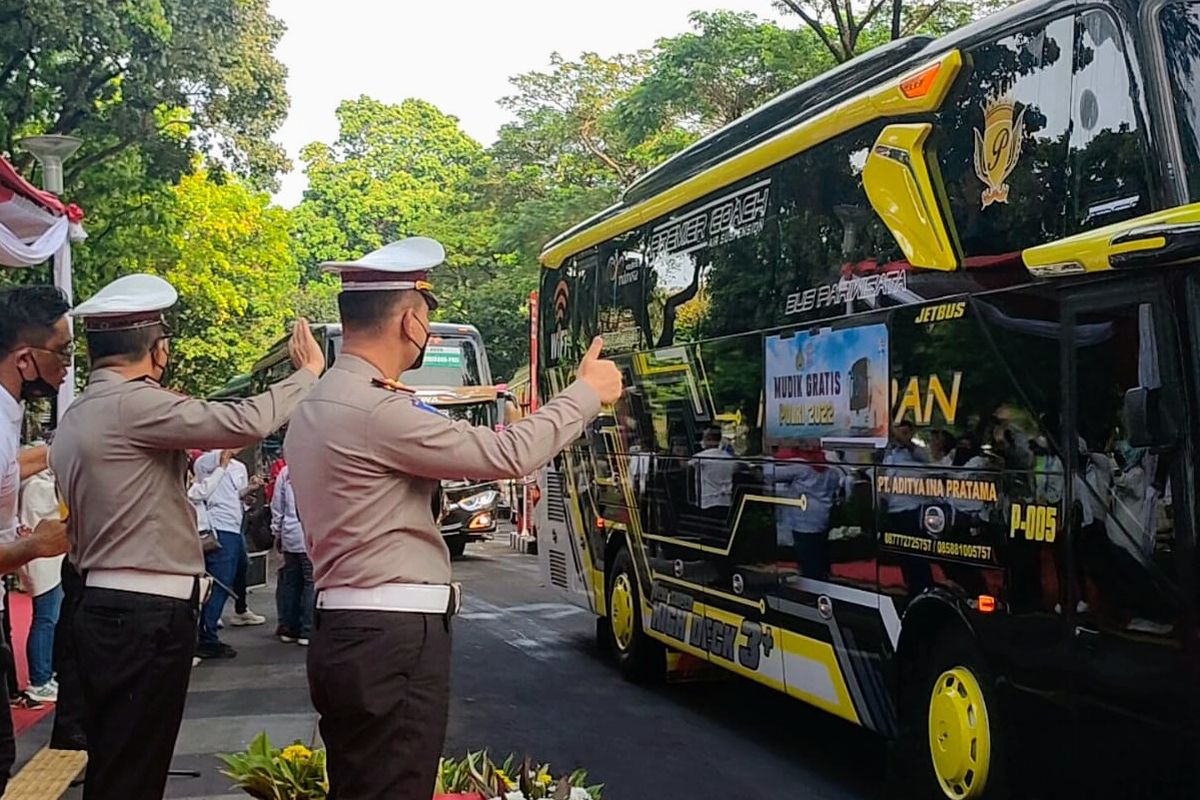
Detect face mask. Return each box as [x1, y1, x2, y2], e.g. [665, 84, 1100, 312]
[404, 315, 431, 371]
[151, 341, 173, 386]
[17, 353, 57, 401]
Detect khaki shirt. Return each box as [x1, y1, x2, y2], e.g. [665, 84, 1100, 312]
[284, 354, 600, 589]
[51, 368, 317, 575]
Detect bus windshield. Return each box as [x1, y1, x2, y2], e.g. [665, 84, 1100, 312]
[401, 338, 484, 387]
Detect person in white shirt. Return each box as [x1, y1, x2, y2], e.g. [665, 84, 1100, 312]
[19, 466, 66, 703]
[271, 464, 312, 645]
[0, 286, 71, 793]
[689, 429, 738, 518]
[193, 449, 263, 658]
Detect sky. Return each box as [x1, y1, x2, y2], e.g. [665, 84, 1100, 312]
[268, 0, 784, 207]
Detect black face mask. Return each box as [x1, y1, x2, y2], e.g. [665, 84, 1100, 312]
[151, 341, 173, 387]
[405, 317, 431, 371]
[17, 355, 56, 401]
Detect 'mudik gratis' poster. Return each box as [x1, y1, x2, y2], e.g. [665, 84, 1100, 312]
[764, 324, 889, 448]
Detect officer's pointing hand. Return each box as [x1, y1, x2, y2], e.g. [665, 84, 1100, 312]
[289, 318, 325, 377]
[577, 337, 623, 405]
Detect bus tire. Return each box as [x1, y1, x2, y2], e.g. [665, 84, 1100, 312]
[606, 547, 663, 682]
[446, 536, 467, 559]
[898, 629, 1007, 800]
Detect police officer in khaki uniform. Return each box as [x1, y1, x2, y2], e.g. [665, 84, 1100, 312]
[285, 237, 622, 799]
[51, 274, 326, 800]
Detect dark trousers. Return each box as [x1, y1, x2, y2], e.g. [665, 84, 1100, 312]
[234, 538, 249, 614]
[74, 587, 197, 800]
[201, 530, 244, 644]
[50, 560, 87, 750]
[0, 641, 16, 794]
[308, 609, 451, 800]
[276, 552, 314, 637]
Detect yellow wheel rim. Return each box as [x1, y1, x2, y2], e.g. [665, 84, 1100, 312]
[928, 666, 991, 800]
[610, 574, 636, 652]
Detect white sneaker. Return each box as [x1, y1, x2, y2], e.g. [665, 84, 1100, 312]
[279, 634, 298, 644]
[26, 683, 57, 703]
[192, 656, 202, 668]
[297, 637, 310, 647]
[230, 610, 266, 626]
[217, 619, 225, 629]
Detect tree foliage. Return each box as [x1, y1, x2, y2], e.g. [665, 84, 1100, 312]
[774, 0, 1009, 62]
[618, 11, 836, 144]
[163, 172, 298, 395]
[0, 0, 289, 188]
[291, 96, 496, 288]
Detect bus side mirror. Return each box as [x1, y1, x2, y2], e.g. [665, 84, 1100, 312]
[1124, 387, 1177, 448]
[863, 123, 960, 271]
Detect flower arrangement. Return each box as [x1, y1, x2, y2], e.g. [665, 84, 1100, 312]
[219, 735, 602, 800]
[435, 751, 603, 800]
[219, 733, 328, 800]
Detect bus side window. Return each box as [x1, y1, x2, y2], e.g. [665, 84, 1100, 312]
[937, 16, 1074, 258]
[1069, 9, 1151, 231]
[1073, 302, 1178, 633]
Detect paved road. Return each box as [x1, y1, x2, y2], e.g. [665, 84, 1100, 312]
[37, 535, 883, 799]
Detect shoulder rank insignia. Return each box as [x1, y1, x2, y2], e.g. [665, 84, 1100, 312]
[372, 377, 444, 416]
[371, 377, 414, 394]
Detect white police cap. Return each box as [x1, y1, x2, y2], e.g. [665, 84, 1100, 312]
[71, 273, 178, 332]
[321, 236, 442, 309]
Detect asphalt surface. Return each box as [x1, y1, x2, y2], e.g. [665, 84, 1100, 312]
[35, 533, 885, 799]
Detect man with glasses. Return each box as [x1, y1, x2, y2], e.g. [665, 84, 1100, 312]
[51, 273, 326, 800]
[0, 285, 72, 794]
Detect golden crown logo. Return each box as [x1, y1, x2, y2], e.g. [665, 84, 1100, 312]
[973, 98, 1026, 208]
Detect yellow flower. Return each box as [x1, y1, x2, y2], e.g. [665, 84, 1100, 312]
[495, 769, 516, 789]
[538, 774, 553, 785]
[281, 744, 313, 762]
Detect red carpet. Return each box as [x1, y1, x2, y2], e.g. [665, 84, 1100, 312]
[7, 591, 54, 735]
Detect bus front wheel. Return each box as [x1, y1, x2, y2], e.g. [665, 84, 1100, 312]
[606, 548, 663, 682]
[901, 630, 1006, 800]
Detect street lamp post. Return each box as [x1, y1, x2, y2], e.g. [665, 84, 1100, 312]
[17, 135, 82, 194]
[17, 134, 83, 422]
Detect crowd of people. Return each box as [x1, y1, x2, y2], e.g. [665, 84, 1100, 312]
[185, 448, 314, 660]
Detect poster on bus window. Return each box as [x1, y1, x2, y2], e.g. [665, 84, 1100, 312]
[764, 324, 889, 448]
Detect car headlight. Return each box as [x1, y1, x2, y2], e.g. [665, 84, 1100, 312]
[458, 490, 498, 512]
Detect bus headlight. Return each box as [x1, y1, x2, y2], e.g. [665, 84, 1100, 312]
[458, 490, 498, 512]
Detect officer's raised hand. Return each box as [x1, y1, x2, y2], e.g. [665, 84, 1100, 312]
[577, 337, 623, 404]
[289, 317, 326, 376]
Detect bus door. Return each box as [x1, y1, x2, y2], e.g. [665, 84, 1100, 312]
[1063, 278, 1196, 791]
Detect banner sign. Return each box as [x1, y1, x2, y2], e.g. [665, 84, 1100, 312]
[764, 324, 889, 447]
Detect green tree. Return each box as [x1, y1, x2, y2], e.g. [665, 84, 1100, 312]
[291, 96, 496, 288]
[0, 0, 289, 188]
[618, 11, 836, 146]
[775, 0, 1009, 62]
[160, 172, 299, 395]
[292, 96, 540, 379]
[496, 52, 650, 190]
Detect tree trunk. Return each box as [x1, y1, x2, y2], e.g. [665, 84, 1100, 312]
[891, 0, 903, 39]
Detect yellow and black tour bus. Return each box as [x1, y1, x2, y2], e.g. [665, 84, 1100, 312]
[535, 0, 1200, 796]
